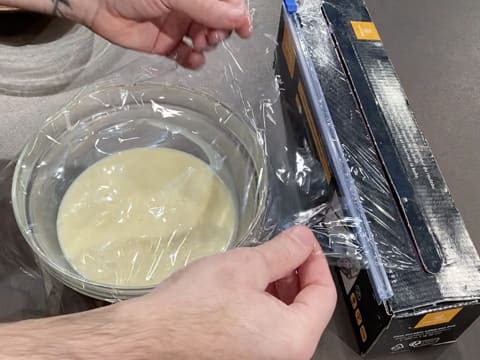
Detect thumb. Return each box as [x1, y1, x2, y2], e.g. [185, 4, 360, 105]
[167, 0, 250, 34]
[250, 226, 319, 289]
[290, 247, 337, 340]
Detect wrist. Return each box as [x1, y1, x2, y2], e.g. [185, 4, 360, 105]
[0, 0, 99, 25]
[50, 0, 99, 26]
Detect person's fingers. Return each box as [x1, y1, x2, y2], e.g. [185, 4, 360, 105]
[189, 23, 209, 52]
[167, 0, 250, 33]
[151, 13, 192, 54]
[185, 51, 206, 69]
[207, 29, 231, 46]
[252, 226, 317, 288]
[273, 271, 299, 305]
[265, 283, 278, 298]
[234, 12, 252, 39]
[89, 14, 173, 55]
[168, 42, 205, 69]
[290, 247, 337, 336]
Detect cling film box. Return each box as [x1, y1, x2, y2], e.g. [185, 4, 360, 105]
[275, 0, 480, 355]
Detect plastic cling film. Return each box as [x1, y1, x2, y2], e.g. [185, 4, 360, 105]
[291, 0, 480, 306]
[282, 10, 392, 301]
[11, 84, 269, 300]
[295, 0, 418, 272]
[0, 0, 403, 304]
[1, 159, 101, 320]
[9, 74, 369, 300]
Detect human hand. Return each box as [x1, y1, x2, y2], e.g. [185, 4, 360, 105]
[76, 0, 251, 69]
[0, 0, 251, 67]
[118, 226, 337, 359]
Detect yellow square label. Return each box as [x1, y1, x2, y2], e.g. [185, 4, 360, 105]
[351, 21, 381, 41]
[415, 308, 463, 329]
[281, 25, 296, 78]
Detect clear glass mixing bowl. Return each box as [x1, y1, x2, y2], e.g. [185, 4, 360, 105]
[12, 85, 267, 301]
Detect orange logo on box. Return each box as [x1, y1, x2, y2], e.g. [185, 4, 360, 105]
[415, 308, 463, 329]
[355, 308, 363, 326]
[350, 292, 358, 309]
[360, 325, 368, 343]
[351, 21, 381, 41]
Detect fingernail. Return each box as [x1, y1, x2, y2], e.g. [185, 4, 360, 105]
[285, 226, 312, 248]
[168, 52, 178, 60]
[195, 38, 207, 52]
[212, 32, 223, 44]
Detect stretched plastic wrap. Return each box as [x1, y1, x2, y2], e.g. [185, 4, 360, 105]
[0, 160, 104, 322]
[274, 2, 395, 302]
[291, 0, 480, 308]
[11, 74, 363, 302]
[0, 159, 48, 321]
[0, 0, 428, 306]
[0, 9, 370, 304]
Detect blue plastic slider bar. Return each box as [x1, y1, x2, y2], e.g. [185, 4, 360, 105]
[284, 0, 298, 13]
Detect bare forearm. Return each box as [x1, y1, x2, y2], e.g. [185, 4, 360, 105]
[0, 304, 161, 360]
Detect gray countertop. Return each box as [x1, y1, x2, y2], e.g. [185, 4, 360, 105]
[0, 0, 479, 359]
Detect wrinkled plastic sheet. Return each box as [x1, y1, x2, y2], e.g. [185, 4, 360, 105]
[1, 0, 448, 310]
[0, 160, 104, 322]
[287, 0, 395, 301]
[294, 0, 480, 308]
[0, 4, 366, 307]
[0, 0, 433, 313]
[6, 67, 361, 301]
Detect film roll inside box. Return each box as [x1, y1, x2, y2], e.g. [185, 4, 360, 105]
[275, 0, 480, 355]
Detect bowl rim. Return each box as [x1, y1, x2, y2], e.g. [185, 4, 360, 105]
[12, 83, 269, 295]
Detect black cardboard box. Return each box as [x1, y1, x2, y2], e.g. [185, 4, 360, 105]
[275, 0, 480, 355]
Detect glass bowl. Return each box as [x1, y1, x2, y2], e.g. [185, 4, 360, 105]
[12, 84, 267, 301]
